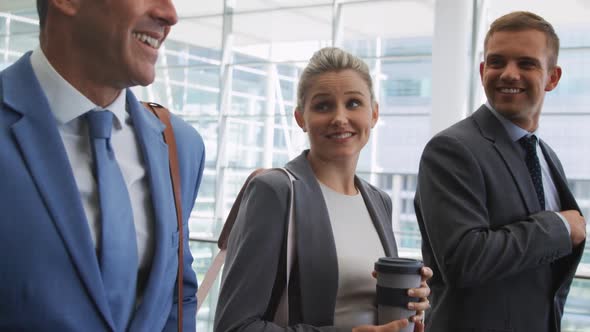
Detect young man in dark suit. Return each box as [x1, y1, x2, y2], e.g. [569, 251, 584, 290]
[415, 11, 586, 332]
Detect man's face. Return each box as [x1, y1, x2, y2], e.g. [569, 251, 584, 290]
[480, 29, 561, 130]
[73, 0, 177, 88]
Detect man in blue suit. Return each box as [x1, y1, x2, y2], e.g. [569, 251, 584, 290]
[0, 0, 204, 331]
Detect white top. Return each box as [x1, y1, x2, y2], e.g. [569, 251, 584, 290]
[30, 48, 155, 293]
[319, 182, 384, 328]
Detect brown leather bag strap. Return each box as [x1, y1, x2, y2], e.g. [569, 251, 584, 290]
[141, 102, 184, 332]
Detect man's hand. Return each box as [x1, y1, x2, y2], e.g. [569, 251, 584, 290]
[560, 210, 586, 247]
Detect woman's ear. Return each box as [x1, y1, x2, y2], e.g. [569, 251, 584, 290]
[294, 108, 307, 132]
[371, 102, 379, 128]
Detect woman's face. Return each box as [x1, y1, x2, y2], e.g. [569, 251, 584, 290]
[295, 69, 378, 164]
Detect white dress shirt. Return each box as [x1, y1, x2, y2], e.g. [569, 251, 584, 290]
[30, 48, 155, 291]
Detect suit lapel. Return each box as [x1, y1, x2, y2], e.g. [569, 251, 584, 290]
[472, 106, 541, 213]
[3, 53, 114, 329]
[285, 153, 338, 326]
[124, 91, 177, 326]
[356, 179, 397, 257]
[539, 140, 580, 212]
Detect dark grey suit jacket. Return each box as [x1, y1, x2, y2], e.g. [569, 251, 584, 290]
[414, 105, 584, 332]
[214, 150, 398, 331]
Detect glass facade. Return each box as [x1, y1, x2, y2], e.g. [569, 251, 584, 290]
[1, 1, 589, 331]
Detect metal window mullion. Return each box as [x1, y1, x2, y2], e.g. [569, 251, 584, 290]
[263, 64, 277, 168]
[369, 37, 382, 186]
[272, 65, 297, 160]
[468, 0, 490, 114]
[3, 15, 10, 63]
[332, 0, 343, 47]
[213, 0, 235, 236]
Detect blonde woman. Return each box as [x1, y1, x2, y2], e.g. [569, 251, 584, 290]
[215, 47, 432, 332]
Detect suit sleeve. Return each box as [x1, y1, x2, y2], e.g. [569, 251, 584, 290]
[214, 175, 343, 332]
[415, 134, 572, 288]
[164, 132, 206, 332]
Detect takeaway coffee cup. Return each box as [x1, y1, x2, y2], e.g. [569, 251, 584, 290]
[375, 257, 423, 331]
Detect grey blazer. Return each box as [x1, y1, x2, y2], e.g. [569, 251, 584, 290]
[414, 105, 584, 332]
[214, 150, 398, 331]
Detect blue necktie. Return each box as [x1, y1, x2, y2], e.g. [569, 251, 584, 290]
[519, 135, 545, 210]
[86, 110, 138, 331]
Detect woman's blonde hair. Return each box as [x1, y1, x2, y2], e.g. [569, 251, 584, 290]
[297, 47, 375, 110]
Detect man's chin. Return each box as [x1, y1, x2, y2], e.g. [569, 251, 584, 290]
[492, 103, 522, 118]
[130, 71, 156, 87]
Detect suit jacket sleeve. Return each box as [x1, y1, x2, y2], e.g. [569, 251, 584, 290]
[164, 118, 206, 332]
[416, 134, 572, 288]
[214, 173, 343, 332]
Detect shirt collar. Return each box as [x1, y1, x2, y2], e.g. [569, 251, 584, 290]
[485, 101, 540, 142]
[102, 88, 127, 129]
[30, 47, 127, 128]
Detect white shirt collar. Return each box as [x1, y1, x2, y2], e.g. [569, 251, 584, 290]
[30, 47, 127, 128]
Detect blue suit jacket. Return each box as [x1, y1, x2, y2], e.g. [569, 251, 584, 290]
[0, 53, 205, 331]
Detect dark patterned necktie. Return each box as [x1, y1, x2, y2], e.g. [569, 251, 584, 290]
[86, 110, 138, 330]
[519, 135, 545, 210]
